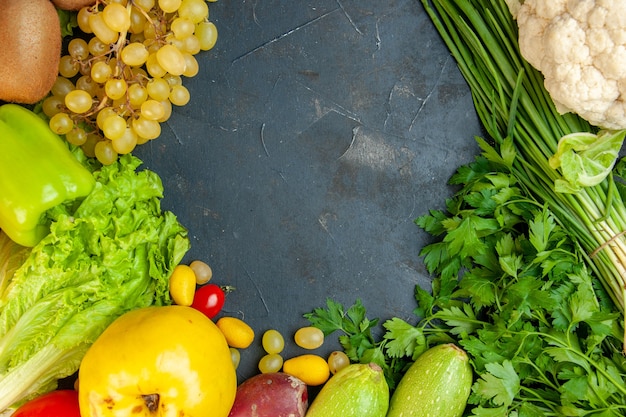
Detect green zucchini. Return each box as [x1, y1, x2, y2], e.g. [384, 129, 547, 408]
[386, 343, 472, 417]
[305, 362, 389, 417]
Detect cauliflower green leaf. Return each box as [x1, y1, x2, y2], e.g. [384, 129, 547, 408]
[548, 129, 625, 193]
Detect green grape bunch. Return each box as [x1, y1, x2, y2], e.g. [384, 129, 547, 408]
[43, 0, 218, 164]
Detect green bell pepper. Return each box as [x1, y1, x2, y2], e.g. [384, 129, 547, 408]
[0, 104, 95, 247]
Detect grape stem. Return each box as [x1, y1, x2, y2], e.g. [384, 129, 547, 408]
[131, 1, 168, 46]
[110, 1, 133, 77]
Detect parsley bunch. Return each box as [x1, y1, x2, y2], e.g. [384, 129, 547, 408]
[411, 150, 626, 415]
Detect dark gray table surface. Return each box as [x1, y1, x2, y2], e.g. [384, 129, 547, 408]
[134, 0, 482, 382]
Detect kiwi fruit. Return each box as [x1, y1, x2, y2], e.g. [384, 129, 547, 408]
[0, 0, 61, 104]
[51, 0, 96, 11]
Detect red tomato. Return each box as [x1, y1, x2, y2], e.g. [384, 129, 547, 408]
[13, 390, 80, 417]
[191, 283, 225, 319]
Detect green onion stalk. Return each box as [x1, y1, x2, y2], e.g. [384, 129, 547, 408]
[420, 0, 626, 336]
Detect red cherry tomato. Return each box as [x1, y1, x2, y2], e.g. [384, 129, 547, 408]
[191, 283, 225, 319]
[13, 390, 80, 417]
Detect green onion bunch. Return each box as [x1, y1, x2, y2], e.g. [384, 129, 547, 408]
[421, 0, 626, 317]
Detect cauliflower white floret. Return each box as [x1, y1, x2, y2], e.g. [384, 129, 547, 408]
[516, 0, 626, 129]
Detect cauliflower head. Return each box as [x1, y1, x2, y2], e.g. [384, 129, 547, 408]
[517, 0, 626, 130]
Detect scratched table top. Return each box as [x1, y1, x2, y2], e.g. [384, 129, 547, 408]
[135, 0, 482, 381]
